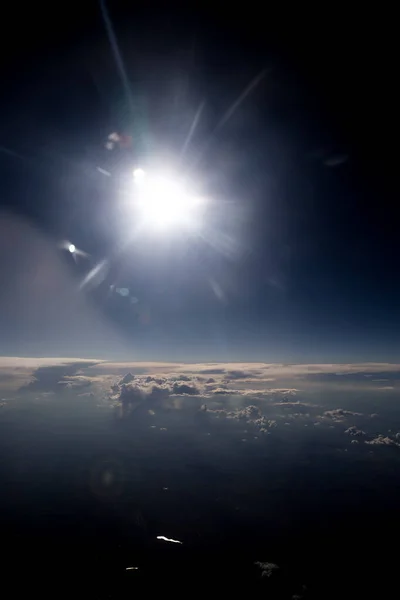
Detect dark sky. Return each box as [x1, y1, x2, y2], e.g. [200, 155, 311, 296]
[0, 4, 398, 361]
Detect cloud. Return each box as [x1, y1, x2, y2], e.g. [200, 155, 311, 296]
[95, 361, 400, 378]
[109, 375, 203, 417]
[195, 368, 227, 375]
[172, 382, 200, 395]
[253, 417, 277, 432]
[202, 387, 298, 399]
[109, 375, 289, 420]
[170, 374, 192, 382]
[225, 369, 260, 380]
[377, 386, 395, 391]
[110, 381, 176, 417]
[20, 361, 101, 393]
[119, 373, 135, 385]
[85, 362, 400, 397]
[204, 404, 277, 433]
[2, 359, 400, 431]
[0, 357, 102, 369]
[144, 375, 167, 385]
[212, 387, 232, 395]
[366, 435, 400, 447]
[344, 426, 366, 437]
[255, 562, 280, 578]
[235, 405, 261, 419]
[0, 357, 102, 392]
[271, 400, 313, 408]
[321, 409, 363, 422]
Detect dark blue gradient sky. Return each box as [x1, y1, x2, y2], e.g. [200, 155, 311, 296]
[0, 5, 398, 361]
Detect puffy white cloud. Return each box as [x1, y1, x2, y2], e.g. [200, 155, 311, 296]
[366, 435, 400, 447]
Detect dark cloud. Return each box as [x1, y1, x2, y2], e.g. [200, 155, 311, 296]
[20, 361, 100, 393]
[115, 383, 147, 410]
[113, 382, 172, 415]
[172, 382, 200, 395]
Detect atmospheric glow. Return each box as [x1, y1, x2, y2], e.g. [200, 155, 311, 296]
[133, 170, 205, 230]
[68, 244, 76, 253]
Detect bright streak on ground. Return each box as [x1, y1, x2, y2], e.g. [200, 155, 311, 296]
[132, 168, 205, 230]
[156, 535, 183, 544]
[68, 244, 76, 253]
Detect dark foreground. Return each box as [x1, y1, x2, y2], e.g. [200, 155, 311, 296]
[1, 389, 400, 598]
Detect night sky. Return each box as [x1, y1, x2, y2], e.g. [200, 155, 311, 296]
[0, 4, 398, 361]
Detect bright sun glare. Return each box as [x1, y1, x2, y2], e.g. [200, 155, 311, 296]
[132, 168, 205, 230]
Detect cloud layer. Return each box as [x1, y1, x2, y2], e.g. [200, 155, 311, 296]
[1, 358, 400, 449]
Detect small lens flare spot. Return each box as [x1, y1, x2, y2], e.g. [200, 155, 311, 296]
[68, 244, 76, 253]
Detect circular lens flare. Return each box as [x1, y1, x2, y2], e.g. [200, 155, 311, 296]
[68, 244, 76, 253]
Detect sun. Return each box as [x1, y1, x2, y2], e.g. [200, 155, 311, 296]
[132, 168, 206, 231]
